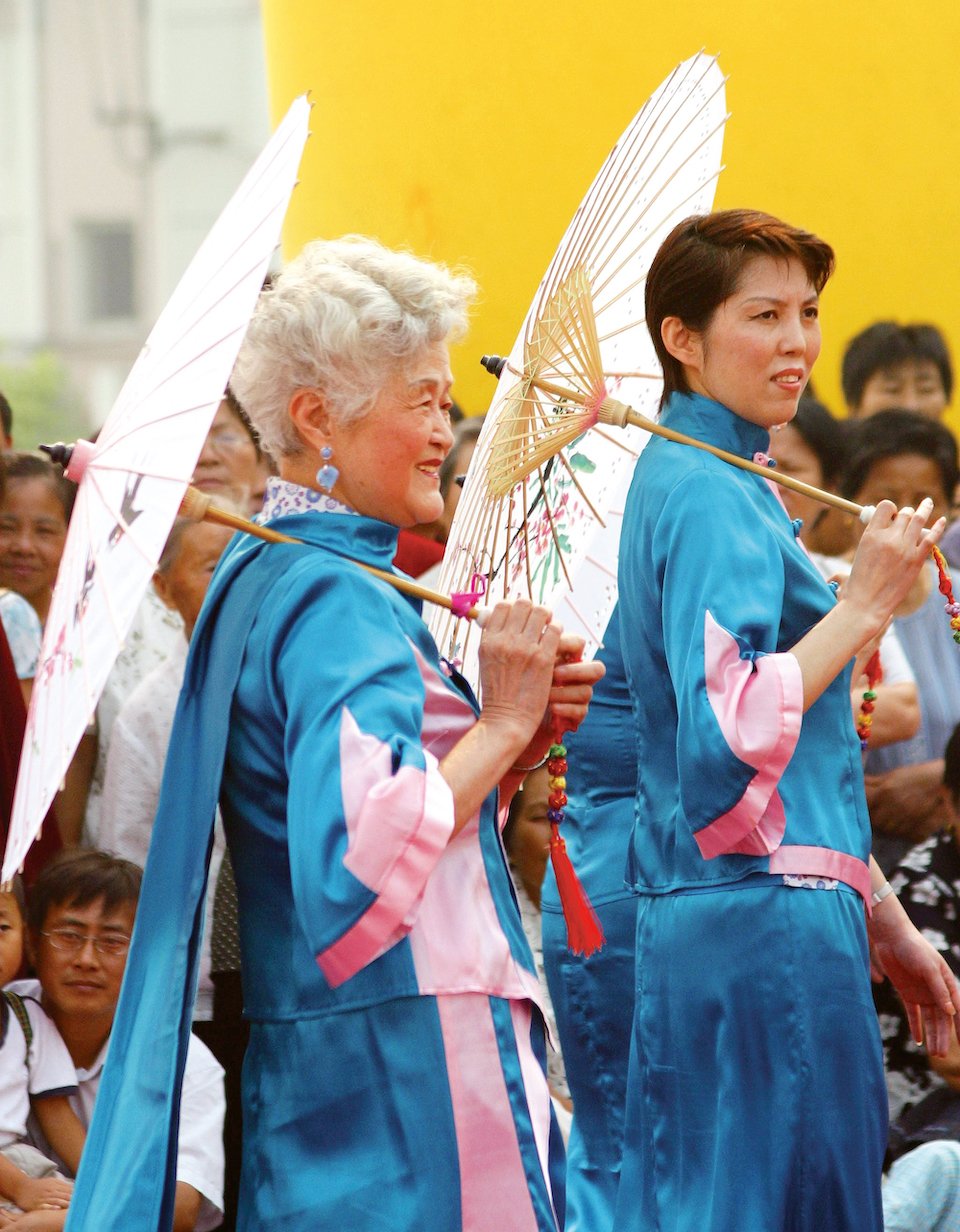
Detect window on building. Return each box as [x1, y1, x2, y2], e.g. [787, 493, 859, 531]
[76, 220, 136, 323]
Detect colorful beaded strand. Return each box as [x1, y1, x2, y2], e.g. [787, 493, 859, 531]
[933, 545, 960, 644]
[855, 649, 883, 750]
[544, 725, 604, 957]
[546, 740, 568, 828]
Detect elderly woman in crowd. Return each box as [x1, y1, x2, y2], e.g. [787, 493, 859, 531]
[66, 237, 602, 1232]
[98, 514, 236, 1021]
[191, 388, 274, 517]
[83, 391, 268, 848]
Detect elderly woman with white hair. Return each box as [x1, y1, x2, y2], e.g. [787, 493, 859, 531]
[65, 238, 601, 1232]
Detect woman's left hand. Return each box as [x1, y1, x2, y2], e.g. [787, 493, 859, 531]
[511, 633, 605, 769]
[868, 893, 960, 1056]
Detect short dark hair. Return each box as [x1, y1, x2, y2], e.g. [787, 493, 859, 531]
[841, 322, 953, 410]
[1, 452, 75, 522]
[645, 209, 835, 407]
[839, 409, 959, 504]
[3, 875, 27, 924]
[788, 395, 849, 488]
[27, 850, 142, 934]
[0, 390, 11, 442]
[223, 385, 262, 460]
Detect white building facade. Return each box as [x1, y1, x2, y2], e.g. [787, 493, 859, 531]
[0, 0, 269, 429]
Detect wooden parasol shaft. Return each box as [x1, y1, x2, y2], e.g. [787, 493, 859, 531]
[612, 403, 864, 518]
[178, 486, 479, 618]
[517, 370, 864, 519]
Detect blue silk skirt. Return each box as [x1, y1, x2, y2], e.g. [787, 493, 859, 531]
[615, 882, 886, 1232]
[542, 894, 637, 1232]
[237, 992, 565, 1231]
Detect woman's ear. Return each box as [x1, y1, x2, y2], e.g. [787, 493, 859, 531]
[287, 388, 332, 454]
[660, 316, 703, 374]
[152, 571, 177, 613]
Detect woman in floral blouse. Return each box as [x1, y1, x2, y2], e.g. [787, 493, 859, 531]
[876, 720, 960, 1121]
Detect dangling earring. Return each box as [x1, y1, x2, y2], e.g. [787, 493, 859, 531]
[316, 445, 339, 493]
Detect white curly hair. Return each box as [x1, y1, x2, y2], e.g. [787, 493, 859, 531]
[231, 236, 477, 459]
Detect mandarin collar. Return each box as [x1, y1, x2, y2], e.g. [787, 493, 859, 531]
[257, 479, 400, 571]
[659, 391, 772, 461]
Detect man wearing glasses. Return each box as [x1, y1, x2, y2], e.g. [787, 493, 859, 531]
[7, 850, 225, 1232]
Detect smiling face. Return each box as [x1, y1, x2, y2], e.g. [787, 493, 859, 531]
[0, 477, 69, 623]
[322, 341, 456, 527]
[33, 896, 136, 1031]
[676, 254, 822, 430]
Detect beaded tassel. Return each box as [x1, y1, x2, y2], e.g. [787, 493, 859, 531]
[855, 650, 883, 750]
[546, 730, 605, 957]
[933, 545, 960, 644]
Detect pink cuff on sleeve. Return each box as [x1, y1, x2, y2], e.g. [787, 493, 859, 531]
[694, 611, 803, 860]
[316, 708, 455, 987]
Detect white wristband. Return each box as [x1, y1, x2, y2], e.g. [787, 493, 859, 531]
[871, 881, 895, 906]
[510, 753, 549, 775]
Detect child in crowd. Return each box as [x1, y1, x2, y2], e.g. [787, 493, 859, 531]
[0, 881, 84, 1216]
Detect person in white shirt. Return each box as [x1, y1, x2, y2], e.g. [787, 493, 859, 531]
[0, 883, 83, 1216]
[0, 851, 224, 1232]
[98, 516, 234, 1024]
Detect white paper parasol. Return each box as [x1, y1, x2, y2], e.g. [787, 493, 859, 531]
[429, 53, 726, 688]
[3, 95, 310, 882]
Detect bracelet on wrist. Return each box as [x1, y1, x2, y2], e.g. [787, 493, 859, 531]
[511, 753, 549, 775]
[871, 881, 895, 906]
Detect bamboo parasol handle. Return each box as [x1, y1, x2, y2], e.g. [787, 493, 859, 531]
[606, 401, 865, 519]
[487, 363, 868, 522]
[178, 486, 484, 620]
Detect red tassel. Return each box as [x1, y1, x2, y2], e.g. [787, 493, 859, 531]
[543, 660, 604, 956]
[548, 825, 605, 956]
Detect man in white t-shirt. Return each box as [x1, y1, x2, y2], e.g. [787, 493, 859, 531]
[6, 851, 225, 1231]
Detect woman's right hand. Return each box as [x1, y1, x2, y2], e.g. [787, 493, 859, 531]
[476, 600, 562, 751]
[843, 498, 945, 634]
[792, 499, 945, 712]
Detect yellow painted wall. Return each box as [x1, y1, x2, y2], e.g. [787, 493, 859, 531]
[260, 1, 960, 435]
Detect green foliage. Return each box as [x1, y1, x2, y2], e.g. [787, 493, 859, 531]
[0, 349, 89, 451]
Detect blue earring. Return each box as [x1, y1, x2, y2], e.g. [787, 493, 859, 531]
[316, 445, 339, 493]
